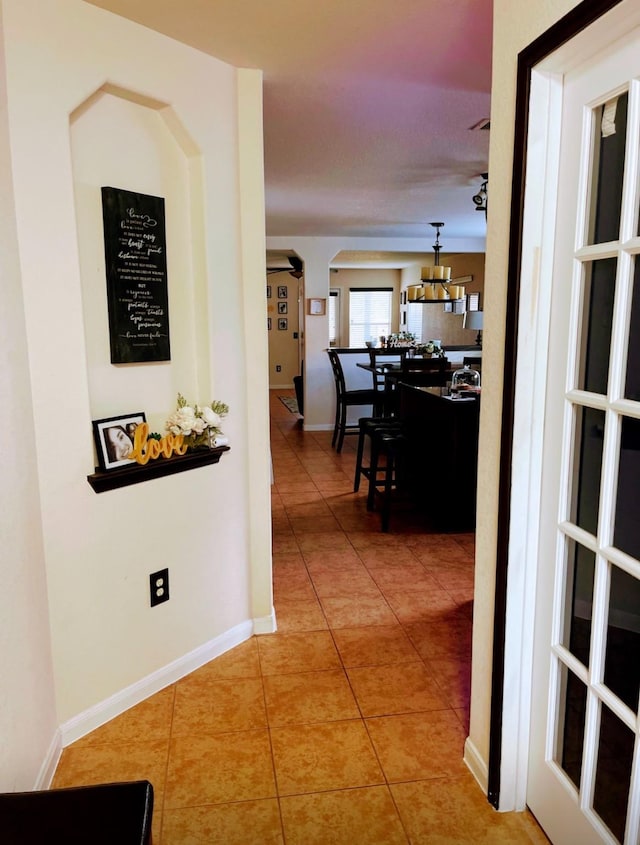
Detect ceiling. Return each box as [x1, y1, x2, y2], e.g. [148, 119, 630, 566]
[85, 0, 492, 243]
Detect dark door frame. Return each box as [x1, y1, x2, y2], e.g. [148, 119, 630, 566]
[488, 0, 624, 809]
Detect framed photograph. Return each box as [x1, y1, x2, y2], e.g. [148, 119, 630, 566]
[277, 285, 288, 299]
[266, 285, 272, 299]
[278, 318, 288, 330]
[277, 301, 288, 314]
[466, 292, 480, 312]
[267, 317, 272, 330]
[307, 297, 326, 316]
[93, 412, 146, 471]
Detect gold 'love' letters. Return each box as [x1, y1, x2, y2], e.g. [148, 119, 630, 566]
[130, 422, 188, 464]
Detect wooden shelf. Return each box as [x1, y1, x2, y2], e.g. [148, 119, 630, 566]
[87, 446, 230, 493]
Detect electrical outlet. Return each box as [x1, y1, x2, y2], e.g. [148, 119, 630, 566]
[276, 365, 282, 372]
[149, 568, 169, 607]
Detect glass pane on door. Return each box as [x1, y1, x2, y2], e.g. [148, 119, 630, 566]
[561, 538, 595, 666]
[604, 563, 640, 712]
[593, 703, 635, 842]
[624, 259, 640, 401]
[614, 415, 640, 559]
[555, 663, 588, 790]
[589, 92, 627, 245]
[577, 259, 617, 394]
[570, 406, 606, 534]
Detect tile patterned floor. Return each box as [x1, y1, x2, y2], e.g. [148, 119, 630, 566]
[52, 390, 549, 843]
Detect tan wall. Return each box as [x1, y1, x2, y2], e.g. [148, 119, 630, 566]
[267, 271, 301, 387]
[403, 253, 486, 347]
[330, 267, 401, 346]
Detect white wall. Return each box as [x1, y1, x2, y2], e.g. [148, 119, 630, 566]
[465, 0, 584, 789]
[0, 2, 57, 789]
[0, 0, 271, 774]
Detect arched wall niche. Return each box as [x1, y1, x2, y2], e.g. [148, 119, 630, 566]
[70, 83, 209, 435]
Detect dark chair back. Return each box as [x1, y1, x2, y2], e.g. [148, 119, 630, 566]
[463, 356, 482, 371]
[368, 348, 408, 391]
[326, 348, 382, 451]
[328, 348, 373, 391]
[400, 356, 449, 387]
[327, 348, 348, 400]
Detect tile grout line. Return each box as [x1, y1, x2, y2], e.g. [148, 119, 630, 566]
[255, 640, 288, 843]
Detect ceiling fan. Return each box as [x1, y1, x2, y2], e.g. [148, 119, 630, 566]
[266, 255, 303, 278]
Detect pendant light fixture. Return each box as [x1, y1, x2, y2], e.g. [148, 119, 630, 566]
[416, 222, 465, 310]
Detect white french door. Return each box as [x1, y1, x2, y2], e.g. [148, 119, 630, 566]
[526, 22, 640, 845]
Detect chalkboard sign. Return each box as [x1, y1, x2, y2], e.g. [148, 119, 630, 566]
[101, 187, 171, 363]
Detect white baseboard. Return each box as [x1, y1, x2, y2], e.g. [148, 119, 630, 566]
[302, 424, 333, 431]
[59, 619, 254, 747]
[36, 730, 63, 789]
[253, 606, 277, 634]
[464, 735, 489, 794]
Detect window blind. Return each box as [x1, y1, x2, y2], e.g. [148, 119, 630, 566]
[329, 290, 339, 346]
[406, 302, 423, 341]
[349, 288, 393, 347]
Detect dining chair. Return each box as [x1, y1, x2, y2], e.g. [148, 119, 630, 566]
[463, 355, 482, 371]
[326, 348, 383, 452]
[367, 348, 409, 416]
[399, 355, 449, 387]
[367, 347, 408, 392]
[377, 355, 450, 414]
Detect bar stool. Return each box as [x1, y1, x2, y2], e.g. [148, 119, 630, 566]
[353, 416, 404, 494]
[365, 425, 409, 532]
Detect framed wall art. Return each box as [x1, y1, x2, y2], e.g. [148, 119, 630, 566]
[277, 285, 288, 299]
[277, 302, 288, 314]
[101, 187, 170, 364]
[307, 298, 326, 316]
[93, 412, 146, 471]
[278, 318, 288, 330]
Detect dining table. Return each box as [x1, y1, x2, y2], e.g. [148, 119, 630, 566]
[357, 358, 457, 415]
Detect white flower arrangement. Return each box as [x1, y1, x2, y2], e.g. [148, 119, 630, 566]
[166, 393, 229, 449]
